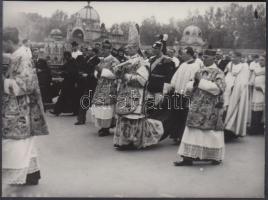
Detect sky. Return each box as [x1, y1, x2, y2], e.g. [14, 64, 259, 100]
[3, 1, 265, 28]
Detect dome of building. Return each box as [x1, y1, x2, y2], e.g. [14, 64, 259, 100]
[179, 25, 206, 47]
[183, 25, 202, 37]
[76, 4, 100, 23]
[50, 29, 63, 36]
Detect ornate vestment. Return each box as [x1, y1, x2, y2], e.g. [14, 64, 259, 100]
[92, 55, 120, 106]
[2, 49, 49, 139]
[177, 64, 225, 162]
[113, 54, 163, 148]
[186, 64, 226, 131]
[114, 54, 149, 118]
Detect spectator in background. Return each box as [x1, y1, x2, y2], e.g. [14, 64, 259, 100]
[194, 50, 204, 68]
[32, 48, 39, 65]
[167, 48, 180, 68]
[36, 58, 52, 105]
[86, 48, 101, 105]
[94, 42, 101, 51]
[223, 51, 250, 140]
[177, 48, 184, 63]
[111, 47, 118, 58]
[216, 49, 230, 72]
[71, 41, 82, 59]
[247, 54, 253, 66]
[117, 47, 128, 63]
[247, 54, 259, 128]
[50, 51, 78, 116]
[249, 55, 260, 71]
[74, 55, 88, 125]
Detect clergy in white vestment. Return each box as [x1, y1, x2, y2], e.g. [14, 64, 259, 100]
[163, 47, 201, 143]
[174, 49, 226, 166]
[223, 51, 250, 139]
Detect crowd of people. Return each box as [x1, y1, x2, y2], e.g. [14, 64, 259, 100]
[2, 23, 265, 186]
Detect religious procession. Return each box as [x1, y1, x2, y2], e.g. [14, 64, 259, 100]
[2, 1, 266, 198]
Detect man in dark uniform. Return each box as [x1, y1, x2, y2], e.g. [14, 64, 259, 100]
[146, 39, 175, 133]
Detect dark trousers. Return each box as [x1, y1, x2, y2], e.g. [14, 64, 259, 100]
[161, 93, 190, 141]
[250, 111, 264, 134]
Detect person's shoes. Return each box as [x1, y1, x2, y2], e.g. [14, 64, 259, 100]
[159, 132, 169, 141]
[173, 159, 193, 166]
[74, 122, 85, 125]
[24, 179, 39, 185]
[98, 129, 110, 137]
[114, 144, 136, 150]
[172, 138, 181, 145]
[49, 111, 60, 116]
[211, 160, 221, 165]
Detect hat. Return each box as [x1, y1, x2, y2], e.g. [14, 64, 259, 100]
[71, 41, 78, 47]
[152, 41, 163, 49]
[127, 22, 140, 47]
[203, 49, 217, 57]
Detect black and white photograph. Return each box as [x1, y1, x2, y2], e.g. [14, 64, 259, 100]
[1, 0, 266, 198]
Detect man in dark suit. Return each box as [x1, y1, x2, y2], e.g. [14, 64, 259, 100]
[75, 47, 100, 125]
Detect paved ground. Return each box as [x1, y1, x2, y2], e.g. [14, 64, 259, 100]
[2, 112, 265, 198]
